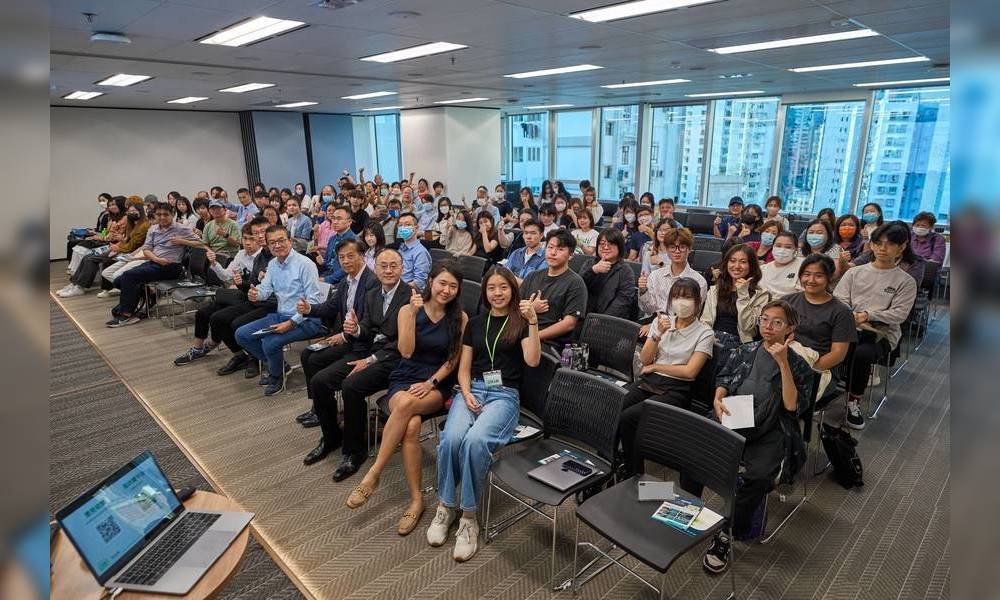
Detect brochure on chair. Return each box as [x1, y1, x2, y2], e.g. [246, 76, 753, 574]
[651, 497, 705, 534]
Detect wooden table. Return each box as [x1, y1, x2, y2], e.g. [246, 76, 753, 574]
[51, 491, 250, 600]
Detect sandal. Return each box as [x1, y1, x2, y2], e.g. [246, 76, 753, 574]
[346, 484, 374, 509]
[397, 505, 425, 536]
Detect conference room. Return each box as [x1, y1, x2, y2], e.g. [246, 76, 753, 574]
[48, 0, 950, 598]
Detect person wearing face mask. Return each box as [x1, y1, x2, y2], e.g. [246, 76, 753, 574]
[382, 198, 403, 243]
[713, 196, 744, 239]
[433, 197, 453, 234]
[722, 204, 763, 252]
[701, 244, 771, 355]
[759, 231, 803, 297]
[800, 219, 843, 277]
[416, 193, 438, 235]
[625, 206, 656, 261]
[637, 227, 707, 320]
[754, 220, 783, 263]
[617, 278, 714, 474]
[859, 202, 884, 247]
[317, 206, 357, 285]
[611, 197, 638, 232]
[834, 214, 864, 264]
[581, 228, 637, 320]
[550, 193, 570, 226]
[909, 211, 946, 263]
[763, 196, 789, 231]
[439, 208, 476, 256]
[396, 212, 432, 290]
[59, 197, 135, 297]
[91, 198, 153, 297]
[318, 184, 337, 210]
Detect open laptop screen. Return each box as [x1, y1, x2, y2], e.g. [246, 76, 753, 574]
[56, 451, 183, 583]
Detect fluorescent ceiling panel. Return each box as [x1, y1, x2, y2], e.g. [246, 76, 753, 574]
[167, 96, 209, 104]
[569, 0, 719, 22]
[601, 78, 689, 88]
[524, 104, 574, 109]
[97, 73, 152, 87]
[434, 97, 490, 104]
[341, 91, 397, 100]
[684, 90, 764, 97]
[199, 16, 306, 47]
[504, 64, 603, 79]
[853, 77, 950, 87]
[360, 42, 467, 63]
[790, 56, 929, 72]
[63, 91, 104, 100]
[218, 82, 275, 93]
[709, 29, 878, 54]
[363, 106, 404, 111]
[274, 101, 318, 108]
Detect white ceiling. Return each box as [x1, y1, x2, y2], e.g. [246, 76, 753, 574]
[48, 0, 950, 113]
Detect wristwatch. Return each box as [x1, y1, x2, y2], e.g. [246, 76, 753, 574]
[429, 377, 439, 386]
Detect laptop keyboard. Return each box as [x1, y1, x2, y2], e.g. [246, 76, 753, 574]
[115, 512, 221, 586]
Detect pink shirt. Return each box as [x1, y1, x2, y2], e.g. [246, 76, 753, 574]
[316, 221, 335, 250]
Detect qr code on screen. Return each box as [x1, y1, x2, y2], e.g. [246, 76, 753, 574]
[97, 515, 121, 543]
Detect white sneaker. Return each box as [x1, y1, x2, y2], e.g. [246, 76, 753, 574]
[56, 284, 73, 295]
[109, 288, 120, 296]
[426, 505, 456, 547]
[452, 517, 480, 562]
[96, 289, 112, 298]
[57, 284, 85, 297]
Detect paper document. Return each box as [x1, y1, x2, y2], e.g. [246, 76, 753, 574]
[719, 395, 754, 430]
[513, 425, 539, 440]
[690, 507, 724, 531]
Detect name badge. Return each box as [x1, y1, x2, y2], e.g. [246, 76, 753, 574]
[483, 370, 503, 389]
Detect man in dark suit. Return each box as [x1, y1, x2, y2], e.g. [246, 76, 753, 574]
[295, 238, 379, 431]
[302, 247, 411, 483]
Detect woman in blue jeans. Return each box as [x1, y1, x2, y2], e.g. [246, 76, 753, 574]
[426, 266, 541, 561]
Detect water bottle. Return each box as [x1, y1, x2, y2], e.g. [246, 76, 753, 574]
[560, 343, 573, 368]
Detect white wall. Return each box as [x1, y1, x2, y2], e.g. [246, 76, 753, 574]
[400, 107, 500, 208]
[50, 107, 247, 259]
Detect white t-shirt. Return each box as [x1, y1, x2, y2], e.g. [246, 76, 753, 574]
[760, 257, 803, 298]
[572, 228, 599, 253]
[648, 319, 715, 381]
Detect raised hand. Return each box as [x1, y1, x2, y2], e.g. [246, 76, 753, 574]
[734, 276, 753, 290]
[247, 285, 259, 302]
[591, 260, 612, 274]
[656, 312, 672, 335]
[343, 308, 359, 334]
[727, 224, 738, 237]
[765, 333, 793, 363]
[296, 297, 311, 315]
[637, 274, 648, 293]
[518, 292, 538, 322]
[714, 215, 722, 227]
[410, 286, 424, 311]
[530, 292, 549, 314]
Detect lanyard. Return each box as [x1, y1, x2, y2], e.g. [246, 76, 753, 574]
[485, 313, 509, 370]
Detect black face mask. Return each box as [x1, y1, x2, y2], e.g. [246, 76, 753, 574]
[127, 213, 140, 222]
[741, 214, 758, 226]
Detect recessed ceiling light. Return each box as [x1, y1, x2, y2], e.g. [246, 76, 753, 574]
[790, 56, 930, 72]
[525, 104, 574, 109]
[601, 78, 689, 89]
[167, 96, 209, 104]
[363, 106, 404, 111]
[97, 73, 152, 87]
[63, 91, 103, 100]
[361, 41, 467, 63]
[709, 29, 879, 54]
[199, 16, 306, 47]
[218, 82, 275, 93]
[569, 0, 720, 23]
[274, 101, 318, 108]
[504, 64, 603, 79]
[341, 90, 397, 100]
[684, 90, 765, 98]
[718, 73, 752, 79]
[434, 97, 490, 104]
[853, 76, 950, 87]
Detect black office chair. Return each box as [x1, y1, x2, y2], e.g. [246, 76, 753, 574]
[144, 247, 195, 322]
[457, 254, 488, 284]
[579, 313, 640, 383]
[459, 280, 481, 316]
[673, 212, 688, 226]
[483, 370, 626, 590]
[624, 260, 643, 281]
[693, 235, 723, 253]
[572, 400, 744, 599]
[167, 247, 219, 330]
[569, 254, 596, 275]
[429, 247, 454, 268]
[684, 212, 716, 236]
[689, 249, 722, 279]
[788, 220, 810, 236]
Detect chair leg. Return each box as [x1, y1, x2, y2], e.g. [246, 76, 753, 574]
[483, 473, 494, 546]
[760, 474, 809, 544]
[550, 506, 558, 592]
[868, 358, 890, 420]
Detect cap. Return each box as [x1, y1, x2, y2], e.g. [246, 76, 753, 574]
[209, 199, 225, 209]
[728, 196, 744, 206]
[144, 194, 158, 203]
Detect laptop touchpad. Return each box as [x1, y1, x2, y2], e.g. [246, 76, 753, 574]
[176, 531, 232, 566]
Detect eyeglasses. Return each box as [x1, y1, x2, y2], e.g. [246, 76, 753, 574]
[666, 245, 688, 253]
[376, 262, 401, 270]
[268, 238, 290, 246]
[759, 315, 787, 328]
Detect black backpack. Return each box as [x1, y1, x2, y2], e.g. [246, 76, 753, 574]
[820, 423, 864, 489]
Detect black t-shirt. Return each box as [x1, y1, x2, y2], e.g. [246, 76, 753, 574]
[474, 235, 504, 263]
[520, 268, 588, 349]
[784, 292, 857, 356]
[195, 217, 206, 233]
[714, 300, 740, 336]
[464, 312, 529, 390]
[350, 208, 370, 234]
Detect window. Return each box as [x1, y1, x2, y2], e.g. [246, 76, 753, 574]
[597, 105, 638, 199]
[777, 101, 866, 216]
[508, 112, 549, 193]
[555, 109, 594, 195]
[648, 104, 708, 206]
[371, 114, 401, 183]
[858, 86, 950, 222]
[706, 97, 779, 207]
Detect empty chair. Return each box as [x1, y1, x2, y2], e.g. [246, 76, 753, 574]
[689, 249, 722, 276]
[684, 212, 716, 236]
[569, 254, 596, 275]
[459, 280, 481, 317]
[457, 254, 488, 284]
[572, 400, 744, 598]
[579, 313, 640, 382]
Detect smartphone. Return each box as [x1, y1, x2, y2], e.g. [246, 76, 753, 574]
[307, 342, 330, 351]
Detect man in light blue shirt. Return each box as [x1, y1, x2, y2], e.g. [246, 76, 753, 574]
[235, 224, 326, 395]
[395, 212, 431, 291]
[416, 194, 437, 233]
[222, 187, 260, 227]
[319, 206, 356, 284]
[505, 219, 547, 284]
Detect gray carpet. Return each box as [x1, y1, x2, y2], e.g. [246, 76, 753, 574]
[49, 301, 304, 600]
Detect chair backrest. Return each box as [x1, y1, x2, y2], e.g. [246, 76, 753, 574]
[569, 254, 596, 275]
[920, 258, 940, 293]
[636, 400, 745, 519]
[188, 247, 208, 281]
[579, 313, 640, 381]
[543, 369, 627, 464]
[457, 255, 488, 284]
[460, 280, 481, 316]
[519, 353, 560, 421]
[430, 248, 454, 268]
[685, 212, 716, 235]
[788, 220, 810, 236]
[673, 211, 688, 226]
[689, 249, 721, 274]
[688, 351, 718, 416]
[693, 235, 723, 253]
[624, 260, 643, 281]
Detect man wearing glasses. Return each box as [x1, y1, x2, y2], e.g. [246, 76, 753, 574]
[234, 225, 326, 396]
[637, 227, 707, 326]
[317, 205, 356, 285]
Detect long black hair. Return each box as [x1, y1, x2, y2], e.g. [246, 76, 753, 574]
[480, 266, 526, 345]
[716, 243, 762, 313]
[870, 220, 919, 265]
[361, 221, 386, 253]
[423, 261, 465, 366]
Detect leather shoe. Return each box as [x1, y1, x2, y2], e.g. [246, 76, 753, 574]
[264, 380, 284, 396]
[243, 358, 260, 379]
[217, 353, 248, 376]
[331, 453, 367, 482]
[303, 438, 340, 465]
[300, 413, 320, 428]
[296, 408, 315, 423]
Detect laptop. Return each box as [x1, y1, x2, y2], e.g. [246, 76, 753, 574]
[528, 455, 599, 492]
[55, 451, 253, 595]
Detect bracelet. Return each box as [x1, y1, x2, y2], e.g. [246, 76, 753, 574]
[528, 321, 538, 326]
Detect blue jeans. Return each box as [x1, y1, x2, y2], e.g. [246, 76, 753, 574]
[437, 380, 520, 512]
[234, 313, 325, 378]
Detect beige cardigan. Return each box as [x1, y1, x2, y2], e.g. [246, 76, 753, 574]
[700, 284, 772, 343]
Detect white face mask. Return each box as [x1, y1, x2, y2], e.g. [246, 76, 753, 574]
[771, 247, 796, 264]
[912, 226, 930, 237]
[670, 298, 697, 319]
[555, 202, 566, 211]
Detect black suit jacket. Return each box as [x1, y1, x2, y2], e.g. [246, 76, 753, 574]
[351, 281, 411, 362]
[581, 259, 638, 320]
[309, 267, 378, 331]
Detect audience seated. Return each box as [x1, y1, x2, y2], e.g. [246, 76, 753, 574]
[759, 232, 803, 297]
[220, 187, 260, 227]
[360, 222, 387, 271]
[625, 205, 654, 261]
[700, 244, 771, 355]
[519, 230, 587, 355]
[348, 189, 371, 234]
[637, 227, 707, 326]
[537, 203, 560, 237]
[346, 263, 467, 538]
[396, 212, 432, 290]
[834, 214, 865, 261]
[581, 228, 637, 321]
[800, 218, 844, 280]
[639, 219, 678, 274]
[570, 210, 598, 256]
[439, 208, 476, 256]
[763, 196, 789, 231]
[754, 219, 782, 264]
[859, 202, 885, 247]
[713, 196, 744, 238]
[234, 225, 326, 396]
[283, 196, 312, 252]
[655, 197, 679, 229]
[506, 219, 546, 284]
[93, 198, 152, 298]
[317, 206, 356, 285]
[201, 200, 242, 257]
[473, 212, 509, 264]
[721, 203, 763, 253]
[910, 211, 947, 263]
[833, 222, 918, 429]
[58, 196, 129, 298]
[429, 266, 540, 561]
